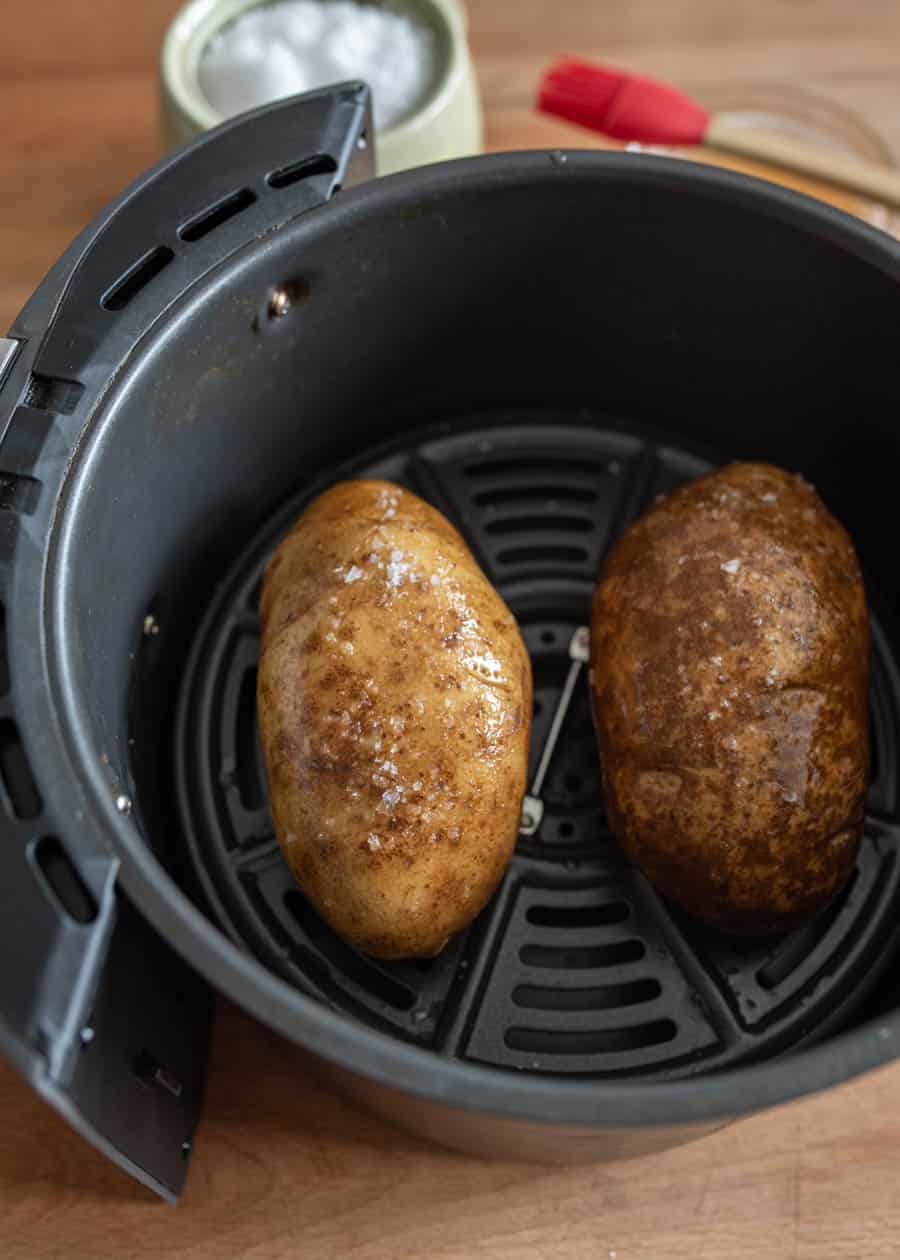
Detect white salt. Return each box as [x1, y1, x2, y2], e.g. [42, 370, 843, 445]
[721, 558, 741, 575]
[386, 547, 416, 589]
[199, 0, 436, 132]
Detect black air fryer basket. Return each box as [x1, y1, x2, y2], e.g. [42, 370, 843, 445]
[2, 86, 900, 1200]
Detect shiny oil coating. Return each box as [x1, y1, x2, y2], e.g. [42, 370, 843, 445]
[258, 479, 532, 958]
[591, 463, 869, 935]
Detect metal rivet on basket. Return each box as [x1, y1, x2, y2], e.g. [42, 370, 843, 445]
[267, 288, 292, 319]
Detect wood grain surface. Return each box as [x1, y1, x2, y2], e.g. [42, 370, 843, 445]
[3, 2, 900, 1256]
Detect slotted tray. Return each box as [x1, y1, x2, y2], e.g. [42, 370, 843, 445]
[174, 414, 900, 1079]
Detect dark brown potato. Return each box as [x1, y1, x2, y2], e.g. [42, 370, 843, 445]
[590, 462, 869, 936]
[258, 479, 532, 959]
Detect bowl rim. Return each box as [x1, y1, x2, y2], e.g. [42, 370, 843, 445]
[160, 0, 468, 144]
[43, 148, 900, 1131]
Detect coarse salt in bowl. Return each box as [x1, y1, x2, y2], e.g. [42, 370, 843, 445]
[160, 0, 483, 175]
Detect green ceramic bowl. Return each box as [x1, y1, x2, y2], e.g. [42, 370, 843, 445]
[160, 0, 483, 174]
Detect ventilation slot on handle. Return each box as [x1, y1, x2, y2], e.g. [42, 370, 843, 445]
[179, 188, 257, 243]
[0, 718, 42, 818]
[33, 835, 98, 925]
[102, 247, 175, 312]
[267, 153, 337, 190]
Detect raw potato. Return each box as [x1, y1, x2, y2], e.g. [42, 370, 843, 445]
[591, 462, 869, 936]
[258, 479, 532, 959]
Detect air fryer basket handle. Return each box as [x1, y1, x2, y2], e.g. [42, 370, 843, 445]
[14, 82, 373, 384]
[0, 85, 372, 1201]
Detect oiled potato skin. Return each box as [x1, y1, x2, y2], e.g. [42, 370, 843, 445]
[258, 479, 531, 958]
[591, 462, 869, 935]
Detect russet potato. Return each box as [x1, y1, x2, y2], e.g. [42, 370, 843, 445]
[258, 479, 531, 958]
[591, 462, 869, 935]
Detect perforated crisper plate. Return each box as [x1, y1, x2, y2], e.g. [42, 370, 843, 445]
[175, 414, 900, 1079]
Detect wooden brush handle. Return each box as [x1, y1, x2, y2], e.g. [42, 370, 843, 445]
[705, 115, 900, 212]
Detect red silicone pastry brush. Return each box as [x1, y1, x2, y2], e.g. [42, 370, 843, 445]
[538, 58, 900, 212]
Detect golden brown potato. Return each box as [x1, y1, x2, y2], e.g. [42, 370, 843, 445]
[591, 462, 869, 936]
[258, 479, 531, 959]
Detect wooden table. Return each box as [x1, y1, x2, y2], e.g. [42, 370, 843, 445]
[3, 2, 900, 1256]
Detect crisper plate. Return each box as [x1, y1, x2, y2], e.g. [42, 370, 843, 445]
[175, 414, 900, 1078]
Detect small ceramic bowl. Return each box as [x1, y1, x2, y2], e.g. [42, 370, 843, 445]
[160, 0, 483, 175]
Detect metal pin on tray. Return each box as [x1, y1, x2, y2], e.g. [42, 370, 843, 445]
[519, 626, 590, 837]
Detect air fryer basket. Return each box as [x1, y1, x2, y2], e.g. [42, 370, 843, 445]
[2, 87, 900, 1201]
